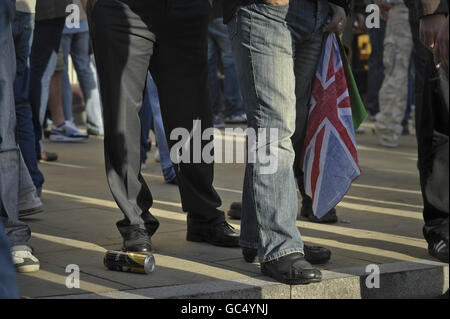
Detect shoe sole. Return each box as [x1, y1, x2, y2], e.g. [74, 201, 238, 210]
[19, 207, 44, 218]
[261, 266, 322, 285]
[429, 247, 449, 263]
[15, 264, 40, 273]
[186, 233, 239, 248]
[50, 135, 88, 143]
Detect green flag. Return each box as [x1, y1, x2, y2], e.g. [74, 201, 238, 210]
[338, 37, 368, 130]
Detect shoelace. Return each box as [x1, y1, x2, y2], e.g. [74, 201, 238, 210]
[220, 221, 235, 231]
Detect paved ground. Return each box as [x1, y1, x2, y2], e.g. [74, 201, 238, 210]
[15, 121, 449, 299]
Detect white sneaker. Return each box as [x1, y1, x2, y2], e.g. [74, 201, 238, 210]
[11, 248, 40, 273]
[154, 149, 160, 163]
[50, 121, 89, 143]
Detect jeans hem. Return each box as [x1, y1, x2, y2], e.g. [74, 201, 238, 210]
[11, 245, 32, 252]
[262, 248, 304, 263]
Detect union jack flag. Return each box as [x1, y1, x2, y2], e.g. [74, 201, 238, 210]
[301, 34, 361, 219]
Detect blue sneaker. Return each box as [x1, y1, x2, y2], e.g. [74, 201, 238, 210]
[50, 121, 89, 143]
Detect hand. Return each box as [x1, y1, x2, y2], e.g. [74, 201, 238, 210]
[355, 13, 366, 34]
[420, 14, 447, 51]
[323, 3, 347, 35]
[379, 3, 393, 21]
[434, 16, 449, 73]
[264, 0, 291, 4]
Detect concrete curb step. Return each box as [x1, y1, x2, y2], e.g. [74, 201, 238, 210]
[49, 260, 449, 299]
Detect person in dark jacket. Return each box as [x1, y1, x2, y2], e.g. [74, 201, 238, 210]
[412, 0, 449, 263]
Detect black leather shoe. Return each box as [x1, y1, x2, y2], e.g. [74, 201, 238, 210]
[187, 221, 240, 247]
[228, 202, 242, 220]
[243, 244, 331, 264]
[121, 228, 153, 253]
[243, 247, 258, 263]
[261, 253, 322, 285]
[300, 205, 338, 224]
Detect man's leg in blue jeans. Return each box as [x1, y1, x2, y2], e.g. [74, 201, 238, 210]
[61, 31, 104, 135]
[229, 0, 325, 284]
[0, 0, 39, 273]
[209, 18, 244, 118]
[0, 4, 20, 290]
[230, 4, 302, 261]
[0, 222, 18, 299]
[13, 11, 45, 193]
[146, 73, 176, 183]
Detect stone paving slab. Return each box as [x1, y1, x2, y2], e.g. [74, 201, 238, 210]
[15, 123, 449, 299]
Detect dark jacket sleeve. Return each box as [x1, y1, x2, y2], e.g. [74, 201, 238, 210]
[329, 0, 352, 15]
[416, 0, 449, 17]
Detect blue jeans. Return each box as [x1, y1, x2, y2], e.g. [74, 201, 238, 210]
[12, 11, 45, 192]
[61, 30, 104, 134]
[0, 222, 18, 299]
[0, 0, 33, 249]
[229, 0, 328, 262]
[208, 17, 244, 117]
[140, 73, 176, 183]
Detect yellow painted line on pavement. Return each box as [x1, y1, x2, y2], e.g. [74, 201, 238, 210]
[351, 183, 421, 195]
[32, 232, 107, 253]
[40, 161, 87, 169]
[357, 145, 417, 158]
[23, 269, 123, 294]
[300, 236, 427, 263]
[43, 189, 182, 210]
[294, 222, 427, 249]
[215, 186, 422, 210]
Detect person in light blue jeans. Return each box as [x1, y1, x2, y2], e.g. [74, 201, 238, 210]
[61, 1, 104, 136]
[13, 9, 45, 194]
[227, 0, 347, 284]
[0, 222, 19, 299]
[208, 15, 246, 125]
[1, 0, 40, 274]
[140, 73, 176, 184]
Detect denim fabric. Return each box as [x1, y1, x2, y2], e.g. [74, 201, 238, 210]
[0, 222, 19, 299]
[29, 17, 65, 155]
[229, 0, 328, 262]
[140, 73, 176, 183]
[13, 11, 45, 191]
[61, 31, 104, 134]
[365, 19, 386, 116]
[0, 0, 32, 248]
[208, 17, 244, 117]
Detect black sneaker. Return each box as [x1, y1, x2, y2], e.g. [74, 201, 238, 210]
[424, 220, 449, 263]
[261, 253, 322, 285]
[121, 228, 153, 253]
[228, 202, 242, 219]
[300, 200, 338, 224]
[187, 220, 240, 247]
[242, 244, 331, 265]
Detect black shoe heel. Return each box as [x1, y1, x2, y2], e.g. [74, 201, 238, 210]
[186, 232, 205, 243]
[242, 247, 257, 263]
